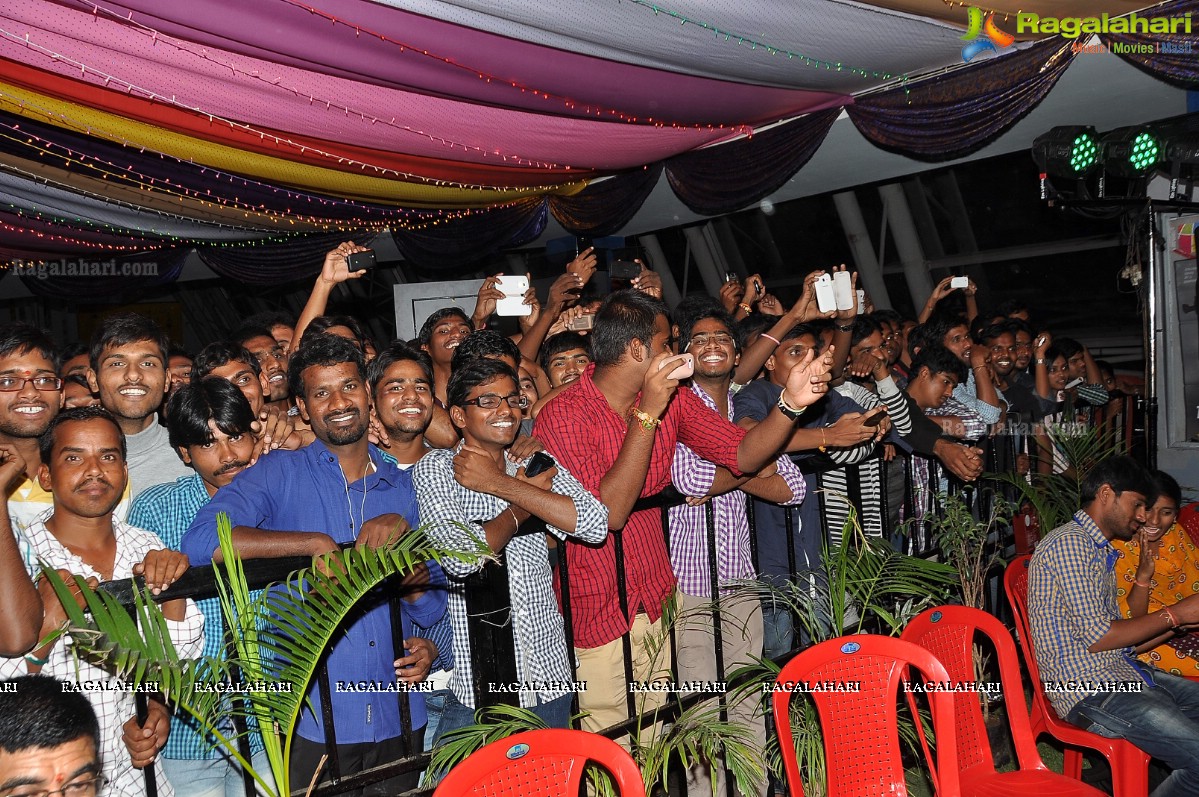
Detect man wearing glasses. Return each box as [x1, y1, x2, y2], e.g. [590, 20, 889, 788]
[0, 675, 105, 797]
[414, 358, 607, 742]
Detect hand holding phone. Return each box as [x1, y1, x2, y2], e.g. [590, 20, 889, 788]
[524, 451, 556, 478]
[495, 275, 532, 317]
[659, 353, 694, 381]
[863, 408, 887, 427]
[347, 250, 376, 273]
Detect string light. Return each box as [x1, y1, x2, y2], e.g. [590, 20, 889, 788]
[938, 1, 1024, 23]
[74, 0, 761, 134]
[0, 88, 585, 201]
[624, 0, 904, 81]
[0, 29, 574, 174]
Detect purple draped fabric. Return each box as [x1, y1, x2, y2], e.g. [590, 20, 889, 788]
[197, 233, 374, 285]
[19, 248, 189, 300]
[548, 164, 664, 237]
[392, 198, 547, 272]
[665, 108, 841, 216]
[847, 39, 1076, 161]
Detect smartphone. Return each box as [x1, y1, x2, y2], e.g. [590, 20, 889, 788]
[659, 353, 694, 380]
[832, 270, 855, 311]
[752, 277, 764, 296]
[950, 276, 969, 289]
[494, 275, 531, 317]
[566, 314, 595, 331]
[524, 451, 556, 478]
[863, 409, 887, 427]
[346, 250, 375, 272]
[610, 260, 641, 280]
[814, 274, 836, 313]
[856, 289, 866, 313]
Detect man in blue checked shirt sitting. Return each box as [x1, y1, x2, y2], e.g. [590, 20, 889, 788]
[414, 357, 607, 742]
[129, 378, 273, 797]
[181, 334, 445, 797]
[1029, 455, 1199, 797]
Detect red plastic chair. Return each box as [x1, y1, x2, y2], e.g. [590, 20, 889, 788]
[432, 728, 646, 797]
[902, 605, 1106, 795]
[772, 634, 962, 797]
[1004, 555, 1150, 797]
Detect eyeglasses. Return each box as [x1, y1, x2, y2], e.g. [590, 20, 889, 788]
[460, 394, 529, 410]
[4, 774, 108, 797]
[687, 332, 734, 349]
[0, 376, 62, 392]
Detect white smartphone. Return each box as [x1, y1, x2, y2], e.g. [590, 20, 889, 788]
[494, 275, 531, 317]
[832, 270, 855, 311]
[814, 274, 836, 314]
[951, 276, 969, 289]
[659, 353, 694, 380]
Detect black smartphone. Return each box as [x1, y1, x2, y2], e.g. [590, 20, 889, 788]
[347, 250, 376, 272]
[525, 451, 556, 478]
[610, 260, 641, 280]
[863, 409, 887, 427]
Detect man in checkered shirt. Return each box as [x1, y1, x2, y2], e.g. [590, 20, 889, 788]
[0, 406, 204, 797]
[414, 358, 607, 742]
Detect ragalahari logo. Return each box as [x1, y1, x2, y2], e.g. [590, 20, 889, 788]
[961, 7, 1016, 62]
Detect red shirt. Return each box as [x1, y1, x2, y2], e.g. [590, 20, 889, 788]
[533, 364, 746, 648]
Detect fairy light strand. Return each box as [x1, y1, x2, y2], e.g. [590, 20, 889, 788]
[624, 0, 905, 81]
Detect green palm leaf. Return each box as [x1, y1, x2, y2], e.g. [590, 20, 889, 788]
[44, 513, 490, 797]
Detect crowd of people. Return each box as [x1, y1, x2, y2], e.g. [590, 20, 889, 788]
[0, 240, 1172, 797]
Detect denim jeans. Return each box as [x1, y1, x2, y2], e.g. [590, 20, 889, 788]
[1068, 670, 1199, 797]
[761, 599, 794, 662]
[161, 749, 275, 797]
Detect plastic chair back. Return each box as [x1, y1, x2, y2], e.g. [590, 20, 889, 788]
[903, 605, 1048, 778]
[432, 728, 646, 797]
[1004, 555, 1150, 797]
[772, 634, 962, 797]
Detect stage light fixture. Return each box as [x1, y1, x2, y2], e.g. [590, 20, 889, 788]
[1033, 126, 1101, 178]
[1102, 126, 1162, 178]
[1162, 131, 1199, 200]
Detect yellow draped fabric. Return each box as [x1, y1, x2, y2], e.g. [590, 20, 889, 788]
[1114, 523, 1199, 676]
[0, 83, 586, 208]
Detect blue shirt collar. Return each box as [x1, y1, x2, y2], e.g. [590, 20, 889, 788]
[304, 438, 401, 488]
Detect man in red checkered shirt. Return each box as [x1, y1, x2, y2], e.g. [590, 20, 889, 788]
[534, 289, 831, 742]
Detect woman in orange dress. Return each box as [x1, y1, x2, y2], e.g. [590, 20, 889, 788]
[1114, 470, 1199, 676]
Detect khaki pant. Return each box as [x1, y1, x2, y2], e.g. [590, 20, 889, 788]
[575, 611, 673, 751]
[676, 591, 767, 797]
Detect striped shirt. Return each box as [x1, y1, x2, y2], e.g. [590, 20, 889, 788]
[413, 445, 607, 708]
[1029, 511, 1153, 716]
[669, 383, 805, 597]
[129, 474, 266, 761]
[952, 371, 1005, 426]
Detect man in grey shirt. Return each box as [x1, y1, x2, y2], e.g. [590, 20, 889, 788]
[87, 313, 191, 507]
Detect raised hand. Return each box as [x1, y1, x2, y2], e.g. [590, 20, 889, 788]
[781, 345, 834, 410]
[318, 241, 371, 288]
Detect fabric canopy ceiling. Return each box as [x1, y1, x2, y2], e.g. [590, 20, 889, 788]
[0, 0, 1189, 291]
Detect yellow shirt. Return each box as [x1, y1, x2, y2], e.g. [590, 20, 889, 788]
[1113, 522, 1199, 676]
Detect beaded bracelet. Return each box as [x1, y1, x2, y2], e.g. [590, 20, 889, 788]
[629, 407, 661, 431]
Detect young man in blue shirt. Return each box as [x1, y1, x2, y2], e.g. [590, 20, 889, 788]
[182, 334, 445, 797]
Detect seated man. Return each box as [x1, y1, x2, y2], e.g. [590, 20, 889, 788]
[414, 358, 607, 737]
[0, 675, 103, 797]
[1, 406, 203, 797]
[1029, 455, 1199, 795]
[181, 334, 445, 797]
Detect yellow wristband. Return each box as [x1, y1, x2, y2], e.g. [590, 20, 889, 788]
[629, 407, 661, 431]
